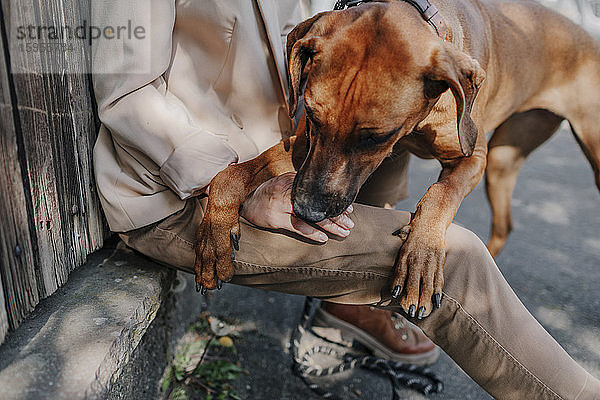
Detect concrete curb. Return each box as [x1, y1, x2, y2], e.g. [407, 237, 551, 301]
[0, 238, 202, 400]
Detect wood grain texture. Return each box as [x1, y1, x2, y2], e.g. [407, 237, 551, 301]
[0, 0, 107, 342]
[0, 4, 39, 338]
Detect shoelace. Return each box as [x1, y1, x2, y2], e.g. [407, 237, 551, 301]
[290, 297, 444, 399]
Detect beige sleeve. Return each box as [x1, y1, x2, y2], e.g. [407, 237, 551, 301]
[91, 0, 238, 200]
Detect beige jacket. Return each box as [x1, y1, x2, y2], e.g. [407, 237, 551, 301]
[92, 0, 309, 232]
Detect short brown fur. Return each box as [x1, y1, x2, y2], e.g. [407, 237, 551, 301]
[194, 0, 600, 316]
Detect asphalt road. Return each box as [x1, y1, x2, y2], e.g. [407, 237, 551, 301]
[207, 124, 600, 399]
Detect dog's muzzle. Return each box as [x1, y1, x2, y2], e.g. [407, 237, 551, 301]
[292, 184, 352, 223]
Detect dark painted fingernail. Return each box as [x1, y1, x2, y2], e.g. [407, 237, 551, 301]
[433, 293, 441, 309]
[231, 249, 235, 262]
[231, 233, 240, 251]
[196, 282, 202, 293]
[418, 306, 425, 319]
[391, 285, 402, 298]
[217, 279, 223, 290]
[409, 304, 416, 318]
[201, 287, 208, 296]
[392, 228, 403, 236]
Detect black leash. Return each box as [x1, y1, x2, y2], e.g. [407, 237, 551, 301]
[290, 297, 443, 399]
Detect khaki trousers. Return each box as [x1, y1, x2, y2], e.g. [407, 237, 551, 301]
[121, 196, 600, 400]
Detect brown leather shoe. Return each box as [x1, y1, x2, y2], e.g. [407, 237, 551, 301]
[313, 303, 439, 366]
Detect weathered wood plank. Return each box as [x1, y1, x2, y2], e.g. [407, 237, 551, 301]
[0, 4, 39, 336]
[0, 0, 107, 339]
[6, 0, 106, 291]
[0, 283, 7, 344]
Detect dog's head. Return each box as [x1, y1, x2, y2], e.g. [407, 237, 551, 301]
[287, 2, 485, 222]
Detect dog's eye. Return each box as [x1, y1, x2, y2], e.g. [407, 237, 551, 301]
[359, 127, 401, 147]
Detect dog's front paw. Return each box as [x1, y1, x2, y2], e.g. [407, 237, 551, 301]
[391, 223, 445, 319]
[194, 209, 240, 294]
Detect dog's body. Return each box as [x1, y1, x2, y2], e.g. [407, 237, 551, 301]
[195, 0, 600, 316]
[428, 0, 600, 257]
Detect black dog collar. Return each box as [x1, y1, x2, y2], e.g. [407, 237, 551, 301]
[333, 0, 451, 41]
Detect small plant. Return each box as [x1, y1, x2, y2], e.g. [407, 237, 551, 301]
[161, 313, 243, 400]
[194, 361, 243, 400]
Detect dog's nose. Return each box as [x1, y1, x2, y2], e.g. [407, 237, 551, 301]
[292, 167, 354, 223]
[292, 200, 328, 223]
[292, 190, 328, 222]
[292, 191, 349, 223]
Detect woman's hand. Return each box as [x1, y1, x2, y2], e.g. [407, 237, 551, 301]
[240, 172, 354, 242]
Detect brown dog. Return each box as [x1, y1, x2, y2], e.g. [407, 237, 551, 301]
[194, 0, 600, 318]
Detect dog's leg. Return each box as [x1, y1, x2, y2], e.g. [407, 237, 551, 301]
[194, 131, 306, 291]
[569, 119, 600, 192]
[486, 110, 563, 257]
[393, 133, 488, 318]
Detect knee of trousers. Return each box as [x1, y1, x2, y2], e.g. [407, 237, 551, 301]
[443, 224, 499, 297]
[446, 223, 488, 255]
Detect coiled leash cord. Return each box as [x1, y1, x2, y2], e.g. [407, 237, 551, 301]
[290, 297, 444, 399]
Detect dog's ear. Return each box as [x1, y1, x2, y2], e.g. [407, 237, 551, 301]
[425, 44, 485, 156]
[286, 13, 327, 118]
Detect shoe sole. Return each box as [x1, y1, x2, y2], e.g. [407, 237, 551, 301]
[312, 308, 440, 366]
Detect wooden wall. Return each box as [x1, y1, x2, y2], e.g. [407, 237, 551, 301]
[0, 0, 107, 344]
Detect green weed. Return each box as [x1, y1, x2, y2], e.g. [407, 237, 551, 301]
[161, 314, 243, 400]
